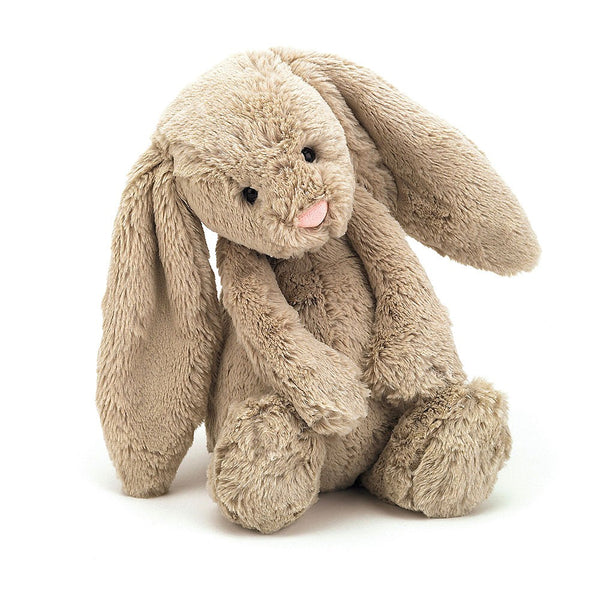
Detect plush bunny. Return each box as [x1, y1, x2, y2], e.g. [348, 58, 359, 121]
[97, 49, 539, 533]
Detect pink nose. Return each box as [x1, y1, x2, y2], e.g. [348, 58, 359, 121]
[297, 199, 328, 228]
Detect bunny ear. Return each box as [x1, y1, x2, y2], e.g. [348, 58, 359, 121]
[96, 145, 222, 497]
[275, 49, 540, 275]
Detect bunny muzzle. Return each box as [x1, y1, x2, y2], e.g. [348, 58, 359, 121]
[297, 199, 328, 228]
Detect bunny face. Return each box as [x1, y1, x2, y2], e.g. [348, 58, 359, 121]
[157, 54, 355, 259]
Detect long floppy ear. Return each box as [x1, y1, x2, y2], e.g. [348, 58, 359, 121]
[274, 49, 540, 275]
[96, 145, 222, 497]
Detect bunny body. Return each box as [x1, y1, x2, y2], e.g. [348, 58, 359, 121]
[207, 236, 395, 492]
[97, 49, 539, 533]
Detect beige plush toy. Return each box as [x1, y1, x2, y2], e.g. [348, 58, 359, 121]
[97, 48, 539, 533]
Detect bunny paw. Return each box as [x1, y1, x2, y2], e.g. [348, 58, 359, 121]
[208, 394, 326, 533]
[361, 379, 511, 517]
[365, 332, 464, 401]
[290, 347, 370, 436]
[114, 445, 190, 498]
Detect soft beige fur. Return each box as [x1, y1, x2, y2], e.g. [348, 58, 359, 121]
[97, 49, 539, 532]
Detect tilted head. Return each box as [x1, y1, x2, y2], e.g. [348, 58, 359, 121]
[156, 52, 355, 259]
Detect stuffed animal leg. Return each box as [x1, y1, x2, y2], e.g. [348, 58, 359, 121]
[361, 379, 510, 517]
[344, 186, 511, 517]
[208, 393, 327, 533]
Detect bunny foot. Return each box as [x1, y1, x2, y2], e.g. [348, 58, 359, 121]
[118, 452, 184, 498]
[361, 379, 511, 517]
[208, 394, 326, 533]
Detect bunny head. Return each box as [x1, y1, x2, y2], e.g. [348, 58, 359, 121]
[147, 48, 539, 270]
[155, 54, 356, 259]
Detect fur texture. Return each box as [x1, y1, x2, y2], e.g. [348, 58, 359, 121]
[361, 379, 512, 517]
[97, 49, 539, 532]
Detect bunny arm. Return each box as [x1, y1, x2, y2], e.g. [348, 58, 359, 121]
[216, 237, 370, 435]
[346, 186, 465, 402]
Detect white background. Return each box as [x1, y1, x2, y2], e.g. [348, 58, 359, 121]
[2, 1, 598, 598]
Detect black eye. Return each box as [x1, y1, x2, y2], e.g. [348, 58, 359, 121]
[242, 187, 258, 204]
[301, 147, 316, 163]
